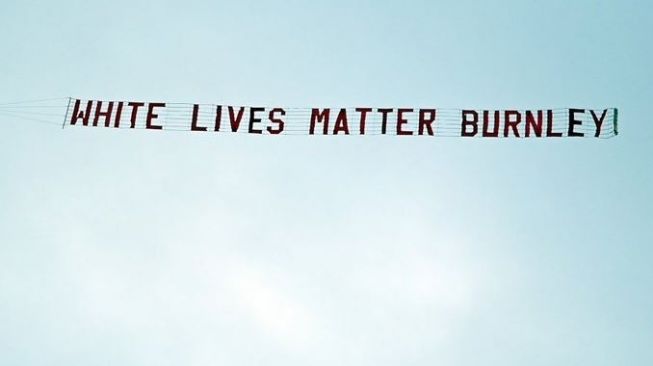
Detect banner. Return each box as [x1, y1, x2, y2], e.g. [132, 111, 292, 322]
[0, 98, 619, 138]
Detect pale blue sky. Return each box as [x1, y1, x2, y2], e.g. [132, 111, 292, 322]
[1, 1, 652, 365]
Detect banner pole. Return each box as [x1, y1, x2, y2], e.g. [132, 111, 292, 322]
[62, 97, 72, 129]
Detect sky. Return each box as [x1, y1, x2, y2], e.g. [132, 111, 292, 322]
[1, 0, 652, 365]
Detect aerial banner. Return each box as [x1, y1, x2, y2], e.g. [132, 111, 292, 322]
[0, 98, 619, 138]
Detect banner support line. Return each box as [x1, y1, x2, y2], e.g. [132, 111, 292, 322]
[62, 97, 72, 129]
